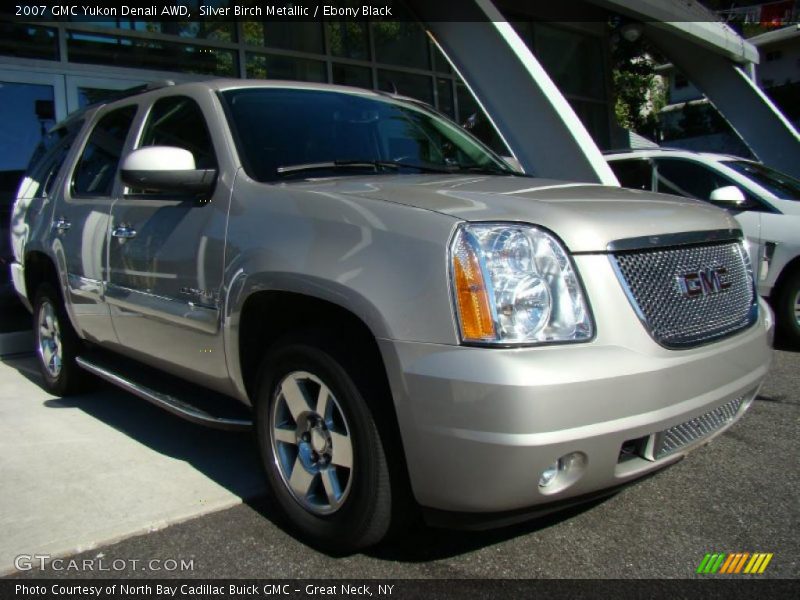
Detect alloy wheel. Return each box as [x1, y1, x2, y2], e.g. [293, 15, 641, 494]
[37, 299, 62, 379]
[270, 371, 354, 515]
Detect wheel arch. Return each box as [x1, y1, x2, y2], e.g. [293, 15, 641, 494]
[770, 254, 800, 301]
[24, 250, 60, 301]
[232, 287, 391, 401]
[232, 286, 413, 502]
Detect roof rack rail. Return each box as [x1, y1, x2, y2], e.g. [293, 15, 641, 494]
[119, 80, 176, 97]
[82, 80, 176, 110]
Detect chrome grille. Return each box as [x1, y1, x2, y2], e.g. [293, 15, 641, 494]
[652, 395, 745, 460]
[612, 241, 756, 348]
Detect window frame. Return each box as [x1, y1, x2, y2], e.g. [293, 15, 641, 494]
[69, 103, 139, 200]
[40, 141, 75, 199]
[22, 119, 83, 200]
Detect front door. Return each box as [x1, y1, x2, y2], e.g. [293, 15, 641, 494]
[107, 93, 231, 390]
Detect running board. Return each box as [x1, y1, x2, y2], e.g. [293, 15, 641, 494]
[76, 355, 252, 431]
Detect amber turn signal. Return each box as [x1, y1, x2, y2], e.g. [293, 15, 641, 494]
[452, 235, 496, 341]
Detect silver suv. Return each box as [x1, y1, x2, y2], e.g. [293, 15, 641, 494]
[11, 81, 772, 551]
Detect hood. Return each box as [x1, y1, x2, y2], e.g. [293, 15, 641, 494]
[284, 174, 740, 253]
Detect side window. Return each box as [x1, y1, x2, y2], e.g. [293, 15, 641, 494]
[72, 106, 137, 197]
[654, 159, 731, 201]
[654, 158, 762, 210]
[40, 146, 71, 198]
[609, 159, 653, 191]
[24, 123, 82, 199]
[138, 96, 216, 170]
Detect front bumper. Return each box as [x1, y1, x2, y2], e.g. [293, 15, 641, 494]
[379, 299, 773, 515]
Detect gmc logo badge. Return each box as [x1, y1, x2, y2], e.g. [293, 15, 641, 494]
[677, 267, 731, 298]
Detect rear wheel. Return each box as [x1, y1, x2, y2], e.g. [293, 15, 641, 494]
[33, 283, 86, 395]
[775, 272, 800, 347]
[254, 333, 396, 551]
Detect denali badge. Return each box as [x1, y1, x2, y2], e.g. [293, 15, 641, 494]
[677, 267, 731, 298]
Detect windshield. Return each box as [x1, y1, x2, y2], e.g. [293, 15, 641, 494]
[723, 160, 800, 200]
[220, 88, 517, 182]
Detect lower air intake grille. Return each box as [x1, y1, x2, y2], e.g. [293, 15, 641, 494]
[652, 395, 745, 460]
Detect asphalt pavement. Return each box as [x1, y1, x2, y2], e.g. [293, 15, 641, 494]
[6, 344, 799, 580]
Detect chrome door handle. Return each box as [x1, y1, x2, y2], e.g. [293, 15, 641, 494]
[53, 217, 71, 233]
[111, 224, 137, 239]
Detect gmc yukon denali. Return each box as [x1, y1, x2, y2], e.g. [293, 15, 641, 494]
[10, 80, 773, 550]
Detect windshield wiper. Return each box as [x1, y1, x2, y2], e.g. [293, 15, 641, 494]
[276, 160, 397, 176]
[449, 164, 517, 176]
[276, 159, 457, 177]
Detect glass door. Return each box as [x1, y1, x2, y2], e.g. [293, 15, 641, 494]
[0, 71, 65, 324]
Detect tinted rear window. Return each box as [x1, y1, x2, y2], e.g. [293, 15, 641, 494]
[17, 119, 83, 200]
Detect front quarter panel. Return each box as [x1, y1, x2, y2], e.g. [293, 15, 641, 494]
[223, 172, 460, 399]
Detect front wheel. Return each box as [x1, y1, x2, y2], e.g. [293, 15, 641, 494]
[33, 283, 87, 395]
[254, 334, 395, 551]
[775, 271, 800, 346]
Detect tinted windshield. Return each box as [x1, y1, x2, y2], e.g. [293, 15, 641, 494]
[723, 160, 800, 200]
[220, 88, 516, 182]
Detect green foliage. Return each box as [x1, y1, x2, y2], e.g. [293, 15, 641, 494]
[611, 35, 666, 140]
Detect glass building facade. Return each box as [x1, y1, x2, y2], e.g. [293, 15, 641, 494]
[0, 10, 612, 147]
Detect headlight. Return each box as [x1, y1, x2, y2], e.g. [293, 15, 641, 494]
[450, 223, 593, 345]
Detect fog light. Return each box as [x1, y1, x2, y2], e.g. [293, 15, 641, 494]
[538, 461, 560, 488]
[538, 451, 587, 491]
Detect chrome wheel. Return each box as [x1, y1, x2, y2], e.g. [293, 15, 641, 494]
[270, 371, 354, 515]
[37, 299, 62, 379]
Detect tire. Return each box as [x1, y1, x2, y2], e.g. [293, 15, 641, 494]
[254, 332, 396, 552]
[775, 271, 800, 347]
[33, 282, 87, 396]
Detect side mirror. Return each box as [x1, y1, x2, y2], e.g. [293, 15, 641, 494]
[120, 146, 216, 195]
[709, 185, 746, 207]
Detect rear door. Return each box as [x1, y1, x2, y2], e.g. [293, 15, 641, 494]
[106, 93, 231, 389]
[57, 104, 139, 343]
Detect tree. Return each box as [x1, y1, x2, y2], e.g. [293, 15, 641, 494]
[611, 33, 666, 140]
